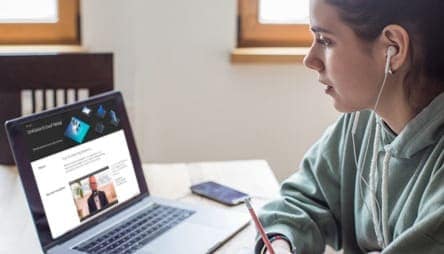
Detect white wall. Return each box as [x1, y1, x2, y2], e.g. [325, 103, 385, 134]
[81, 0, 339, 181]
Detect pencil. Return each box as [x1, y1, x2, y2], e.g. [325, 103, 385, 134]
[244, 197, 275, 254]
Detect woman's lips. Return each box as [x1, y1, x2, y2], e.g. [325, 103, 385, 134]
[319, 80, 333, 94]
[325, 85, 333, 94]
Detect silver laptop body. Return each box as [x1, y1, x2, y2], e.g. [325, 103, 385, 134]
[5, 91, 249, 254]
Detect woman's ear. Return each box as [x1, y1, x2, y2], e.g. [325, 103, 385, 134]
[380, 24, 410, 73]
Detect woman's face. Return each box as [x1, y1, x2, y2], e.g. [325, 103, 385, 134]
[304, 0, 385, 112]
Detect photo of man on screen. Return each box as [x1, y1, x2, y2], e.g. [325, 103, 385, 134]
[87, 175, 109, 214]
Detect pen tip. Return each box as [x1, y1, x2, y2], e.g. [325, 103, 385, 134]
[243, 196, 252, 208]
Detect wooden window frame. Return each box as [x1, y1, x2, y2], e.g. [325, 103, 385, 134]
[238, 0, 312, 47]
[0, 0, 80, 45]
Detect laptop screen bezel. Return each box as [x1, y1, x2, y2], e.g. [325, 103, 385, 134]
[5, 91, 149, 251]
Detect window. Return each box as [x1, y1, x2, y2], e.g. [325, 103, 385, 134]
[238, 0, 312, 47]
[0, 0, 80, 44]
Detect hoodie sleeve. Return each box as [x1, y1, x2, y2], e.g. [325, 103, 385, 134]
[255, 114, 353, 254]
[382, 166, 444, 254]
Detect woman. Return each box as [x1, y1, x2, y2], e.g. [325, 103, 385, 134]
[256, 0, 444, 253]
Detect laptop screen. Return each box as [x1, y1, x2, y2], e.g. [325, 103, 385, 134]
[6, 92, 148, 249]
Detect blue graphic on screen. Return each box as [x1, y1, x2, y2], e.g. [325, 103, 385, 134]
[97, 105, 106, 119]
[95, 122, 105, 134]
[64, 117, 90, 143]
[109, 110, 120, 126]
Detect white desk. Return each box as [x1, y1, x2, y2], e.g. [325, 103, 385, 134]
[0, 160, 280, 254]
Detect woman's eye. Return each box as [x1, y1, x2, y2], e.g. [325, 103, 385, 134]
[316, 35, 332, 47]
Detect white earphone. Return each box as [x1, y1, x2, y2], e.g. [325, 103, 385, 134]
[385, 46, 397, 74]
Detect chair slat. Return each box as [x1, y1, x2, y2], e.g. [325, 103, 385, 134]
[42, 89, 47, 110]
[64, 89, 68, 105]
[53, 89, 57, 108]
[31, 89, 36, 113]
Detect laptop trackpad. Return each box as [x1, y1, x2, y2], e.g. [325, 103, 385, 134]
[137, 222, 227, 254]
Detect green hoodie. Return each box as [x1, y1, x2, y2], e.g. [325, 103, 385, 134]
[256, 92, 444, 254]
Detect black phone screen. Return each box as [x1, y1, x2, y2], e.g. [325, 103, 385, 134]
[190, 181, 249, 205]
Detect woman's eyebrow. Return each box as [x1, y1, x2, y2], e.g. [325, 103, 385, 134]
[310, 26, 334, 34]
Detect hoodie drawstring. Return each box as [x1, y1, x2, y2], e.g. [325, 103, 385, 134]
[369, 123, 384, 247]
[381, 148, 391, 247]
[369, 122, 392, 248]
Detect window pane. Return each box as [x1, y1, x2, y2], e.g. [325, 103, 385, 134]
[0, 0, 58, 23]
[259, 0, 309, 24]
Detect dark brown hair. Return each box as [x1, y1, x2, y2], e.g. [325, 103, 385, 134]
[326, 0, 444, 110]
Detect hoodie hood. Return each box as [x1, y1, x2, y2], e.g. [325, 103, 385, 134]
[380, 92, 444, 159]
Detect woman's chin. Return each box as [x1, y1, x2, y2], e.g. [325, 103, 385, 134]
[332, 99, 360, 113]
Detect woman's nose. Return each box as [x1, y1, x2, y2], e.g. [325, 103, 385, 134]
[303, 48, 324, 72]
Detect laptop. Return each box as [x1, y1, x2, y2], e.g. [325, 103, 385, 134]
[5, 91, 249, 254]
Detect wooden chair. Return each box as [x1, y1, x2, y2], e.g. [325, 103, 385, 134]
[0, 53, 114, 165]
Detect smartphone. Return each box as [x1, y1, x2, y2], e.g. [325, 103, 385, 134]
[190, 181, 249, 206]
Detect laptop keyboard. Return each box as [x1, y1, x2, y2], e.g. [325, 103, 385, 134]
[74, 203, 195, 254]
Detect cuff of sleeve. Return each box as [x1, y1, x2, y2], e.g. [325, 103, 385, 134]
[254, 225, 297, 254]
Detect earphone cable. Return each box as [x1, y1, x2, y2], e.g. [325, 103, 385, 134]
[352, 122, 382, 218]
